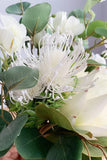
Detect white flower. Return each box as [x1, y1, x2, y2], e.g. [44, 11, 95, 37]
[50, 12, 85, 36]
[86, 67, 107, 99]
[91, 53, 106, 65]
[60, 67, 107, 139]
[9, 33, 88, 104]
[0, 14, 30, 53]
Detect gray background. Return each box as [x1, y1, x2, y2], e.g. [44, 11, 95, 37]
[0, 0, 107, 21]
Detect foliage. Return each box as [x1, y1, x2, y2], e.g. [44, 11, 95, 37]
[0, 0, 107, 159]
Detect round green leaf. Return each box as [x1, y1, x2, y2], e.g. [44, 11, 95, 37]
[0, 66, 39, 91]
[0, 109, 13, 132]
[47, 135, 83, 160]
[68, 9, 84, 23]
[95, 27, 107, 38]
[87, 20, 107, 37]
[6, 2, 31, 15]
[83, 137, 107, 157]
[0, 114, 28, 151]
[15, 128, 52, 159]
[21, 3, 51, 35]
[35, 104, 73, 131]
[0, 145, 12, 157]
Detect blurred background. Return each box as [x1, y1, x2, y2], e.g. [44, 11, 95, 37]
[0, 0, 107, 20]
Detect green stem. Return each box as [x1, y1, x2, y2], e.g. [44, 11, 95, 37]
[86, 38, 106, 52]
[20, 0, 24, 15]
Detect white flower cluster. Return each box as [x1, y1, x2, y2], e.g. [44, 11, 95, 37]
[1, 10, 107, 140]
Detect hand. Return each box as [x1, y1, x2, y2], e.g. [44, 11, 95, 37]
[0, 145, 25, 160]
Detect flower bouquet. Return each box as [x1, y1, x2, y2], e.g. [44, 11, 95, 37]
[0, 0, 107, 159]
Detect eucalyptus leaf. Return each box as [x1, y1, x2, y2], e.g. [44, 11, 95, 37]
[82, 137, 107, 157]
[84, 0, 104, 13]
[87, 59, 107, 67]
[21, 3, 51, 35]
[47, 135, 83, 160]
[68, 10, 84, 23]
[6, 2, 31, 15]
[15, 128, 52, 159]
[87, 20, 107, 37]
[0, 145, 12, 157]
[35, 104, 73, 131]
[95, 27, 107, 38]
[0, 109, 13, 132]
[0, 66, 39, 91]
[0, 114, 28, 151]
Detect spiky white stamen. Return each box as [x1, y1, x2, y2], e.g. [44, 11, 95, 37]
[9, 33, 89, 104]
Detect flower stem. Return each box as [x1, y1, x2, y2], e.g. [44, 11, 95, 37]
[20, 0, 24, 15]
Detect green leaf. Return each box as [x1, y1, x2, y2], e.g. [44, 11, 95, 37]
[0, 145, 12, 157]
[15, 128, 52, 159]
[0, 66, 39, 91]
[87, 20, 107, 37]
[36, 104, 73, 131]
[21, 3, 51, 35]
[0, 109, 13, 132]
[0, 114, 28, 151]
[85, 66, 96, 72]
[0, 111, 13, 156]
[95, 27, 107, 38]
[6, 2, 31, 15]
[47, 135, 83, 160]
[84, 0, 104, 13]
[68, 10, 84, 23]
[82, 154, 101, 160]
[87, 59, 107, 67]
[82, 137, 107, 157]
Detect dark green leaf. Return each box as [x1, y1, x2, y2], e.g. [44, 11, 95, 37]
[0, 109, 13, 132]
[82, 154, 101, 160]
[36, 104, 73, 131]
[0, 66, 39, 90]
[0, 145, 12, 157]
[6, 2, 31, 15]
[21, 3, 51, 35]
[87, 20, 107, 38]
[85, 66, 96, 72]
[0, 114, 28, 151]
[47, 135, 83, 160]
[15, 128, 52, 159]
[95, 27, 107, 38]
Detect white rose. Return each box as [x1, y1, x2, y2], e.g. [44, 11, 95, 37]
[60, 68, 107, 139]
[0, 14, 30, 53]
[51, 12, 85, 36]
